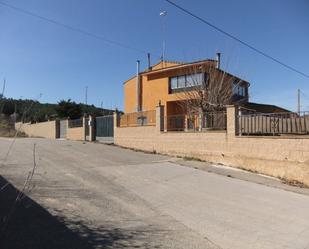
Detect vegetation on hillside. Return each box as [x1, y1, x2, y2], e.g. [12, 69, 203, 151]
[0, 98, 114, 123]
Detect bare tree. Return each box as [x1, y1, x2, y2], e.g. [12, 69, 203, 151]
[173, 60, 248, 115]
[164, 60, 249, 131]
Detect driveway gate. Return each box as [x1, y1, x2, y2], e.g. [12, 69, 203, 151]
[96, 115, 114, 142]
[59, 119, 67, 139]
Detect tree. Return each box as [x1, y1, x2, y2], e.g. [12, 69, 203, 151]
[174, 61, 248, 114]
[168, 60, 249, 131]
[56, 99, 82, 119]
[2, 100, 15, 115]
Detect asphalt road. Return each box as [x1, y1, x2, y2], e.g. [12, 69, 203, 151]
[0, 138, 309, 249]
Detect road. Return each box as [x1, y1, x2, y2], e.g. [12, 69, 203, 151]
[1, 138, 309, 249]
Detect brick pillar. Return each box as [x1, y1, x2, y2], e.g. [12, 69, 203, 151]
[156, 104, 164, 132]
[89, 116, 95, 141]
[198, 108, 203, 132]
[82, 116, 87, 141]
[113, 111, 119, 129]
[55, 119, 60, 139]
[226, 105, 238, 136]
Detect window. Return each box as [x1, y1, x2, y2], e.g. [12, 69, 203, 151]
[170, 73, 205, 91]
[233, 81, 246, 97]
[186, 74, 195, 87]
[178, 76, 186, 88]
[171, 77, 177, 89]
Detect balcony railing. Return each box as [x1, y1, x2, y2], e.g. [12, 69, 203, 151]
[165, 111, 227, 132]
[119, 110, 156, 127]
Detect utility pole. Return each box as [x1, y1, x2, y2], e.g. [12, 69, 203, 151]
[85, 86, 88, 105]
[297, 88, 301, 115]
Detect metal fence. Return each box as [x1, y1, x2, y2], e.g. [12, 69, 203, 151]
[165, 111, 227, 132]
[238, 111, 309, 136]
[96, 115, 114, 138]
[119, 110, 156, 127]
[68, 118, 83, 128]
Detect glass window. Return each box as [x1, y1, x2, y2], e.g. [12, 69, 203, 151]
[186, 74, 195, 87]
[241, 87, 245, 96]
[233, 80, 246, 96]
[194, 73, 204, 86]
[178, 75, 186, 88]
[170, 73, 206, 91]
[171, 77, 178, 89]
[186, 73, 204, 86]
[232, 82, 238, 95]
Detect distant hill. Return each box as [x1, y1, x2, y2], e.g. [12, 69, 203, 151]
[0, 98, 115, 123]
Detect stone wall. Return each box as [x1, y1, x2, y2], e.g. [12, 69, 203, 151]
[67, 127, 85, 141]
[114, 106, 309, 186]
[15, 118, 86, 141]
[15, 121, 57, 139]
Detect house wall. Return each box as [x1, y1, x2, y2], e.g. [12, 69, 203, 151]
[123, 60, 249, 116]
[114, 107, 309, 186]
[124, 77, 137, 113]
[124, 61, 181, 113]
[15, 120, 57, 139]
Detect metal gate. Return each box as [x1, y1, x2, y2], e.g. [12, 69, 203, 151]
[96, 115, 114, 142]
[59, 120, 67, 139]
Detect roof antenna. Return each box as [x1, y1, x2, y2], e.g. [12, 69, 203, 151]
[160, 10, 167, 64]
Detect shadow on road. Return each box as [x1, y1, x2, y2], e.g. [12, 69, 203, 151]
[0, 175, 160, 249]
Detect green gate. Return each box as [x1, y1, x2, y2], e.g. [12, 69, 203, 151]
[96, 115, 114, 141]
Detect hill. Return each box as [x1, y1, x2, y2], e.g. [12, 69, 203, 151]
[0, 98, 115, 123]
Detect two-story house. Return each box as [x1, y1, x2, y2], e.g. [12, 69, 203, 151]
[123, 54, 289, 130]
[124, 54, 249, 116]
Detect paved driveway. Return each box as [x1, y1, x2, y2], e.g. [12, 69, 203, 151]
[1, 138, 309, 249]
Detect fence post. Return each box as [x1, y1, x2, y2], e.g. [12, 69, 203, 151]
[55, 119, 60, 139]
[226, 105, 238, 136]
[113, 111, 119, 129]
[82, 116, 87, 142]
[198, 108, 203, 132]
[156, 104, 164, 132]
[89, 116, 95, 142]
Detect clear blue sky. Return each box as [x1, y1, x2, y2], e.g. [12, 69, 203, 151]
[0, 0, 308, 111]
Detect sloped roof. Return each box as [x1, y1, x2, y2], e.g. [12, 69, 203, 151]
[241, 102, 291, 113]
[123, 58, 249, 86]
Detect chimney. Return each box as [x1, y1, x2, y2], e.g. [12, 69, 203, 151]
[136, 60, 141, 112]
[216, 52, 221, 69]
[147, 53, 151, 70]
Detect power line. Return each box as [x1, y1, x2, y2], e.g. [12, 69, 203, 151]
[300, 90, 309, 100]
[0, 1, 156, 56]
[164, 0, 309, 79]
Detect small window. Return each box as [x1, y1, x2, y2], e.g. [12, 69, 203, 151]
[186, 74, 195, 87]
[186, 73, 204, 87]
[171, 77, 178, 89]
[178, 76, 186, 88]
[194, 73, 204, 86]
[239, 85, 245, 96]
[233, 81, 240, 95]
[233, 81, 246, 97]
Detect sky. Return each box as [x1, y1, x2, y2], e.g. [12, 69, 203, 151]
[0, 0, 308, 111]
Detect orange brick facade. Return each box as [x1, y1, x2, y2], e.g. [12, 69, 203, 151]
[123, 60, 249, 117]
